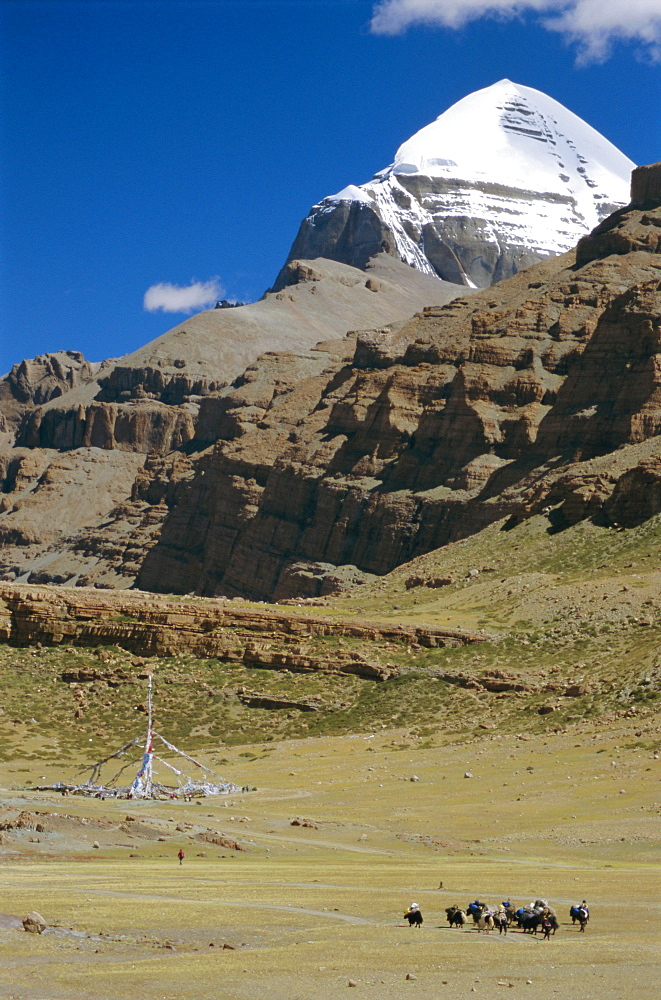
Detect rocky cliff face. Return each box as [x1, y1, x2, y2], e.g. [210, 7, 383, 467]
[136, 165, 661, 600]
[0, 256, 464, 587]
[273, 81, 634, 291]
[0, 351, 96, 446]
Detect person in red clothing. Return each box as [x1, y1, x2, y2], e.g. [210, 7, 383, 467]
[177, 849, 184, 865]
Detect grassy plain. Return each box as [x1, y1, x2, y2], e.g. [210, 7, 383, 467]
[0, 715, 659, 1000]
[0, 512, 660, 999]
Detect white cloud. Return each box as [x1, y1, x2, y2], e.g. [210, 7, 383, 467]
[371, 0, 553, 34]
[143, 278, 224, 314]
[370, 0, 661, 62]
[545, 0, 661, 63]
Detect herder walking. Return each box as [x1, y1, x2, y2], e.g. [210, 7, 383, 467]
[177, 849, 185, 865]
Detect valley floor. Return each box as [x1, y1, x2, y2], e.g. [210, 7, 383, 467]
[0, 717, 659, 1000]
[1, 511, 659, 998]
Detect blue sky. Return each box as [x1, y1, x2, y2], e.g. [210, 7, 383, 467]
[1, 0, 659, 375]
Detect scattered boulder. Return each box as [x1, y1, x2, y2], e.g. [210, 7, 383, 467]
[22, 911, 47, 934]
[290, 818, 318, 829]
[565, 683, 589, 697]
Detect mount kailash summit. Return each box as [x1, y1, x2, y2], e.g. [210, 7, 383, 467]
[275, 80, 634, 291]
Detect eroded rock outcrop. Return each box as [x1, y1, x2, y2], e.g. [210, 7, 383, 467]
[1, 256, 460, 587]
[602, 455, 661, 527]
[631, 162, 661, 207]
[139, 175, 661, 600]
[0, 351, 96, 444]
[0, 585, 482, 678]
[16, 399, 197, 453]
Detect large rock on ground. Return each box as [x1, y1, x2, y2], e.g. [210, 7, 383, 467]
[22, 911, 47, 934]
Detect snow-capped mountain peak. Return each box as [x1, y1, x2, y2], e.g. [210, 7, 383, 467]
[390, 79, 633, 228]
[275, 80, 635, 290]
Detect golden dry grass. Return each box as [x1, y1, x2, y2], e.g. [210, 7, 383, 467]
[0, 716, 659, 1000]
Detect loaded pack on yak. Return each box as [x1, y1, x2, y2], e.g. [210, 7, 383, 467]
[404, 903, 423, 927]
[570, 904, 589, 930]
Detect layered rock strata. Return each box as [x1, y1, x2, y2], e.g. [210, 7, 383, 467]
[2, 169, 660, 599]
[0, 585, 483, 681]
[138, 169, 661, 599]
[0, 256, 461, 586]
[274, 81, 634, 290]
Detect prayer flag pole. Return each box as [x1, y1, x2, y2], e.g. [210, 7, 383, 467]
[131, 674, 154, 798]
[37, 672, 241, 799]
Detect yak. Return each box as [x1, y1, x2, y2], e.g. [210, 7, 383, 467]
[404, 905, 423, 927]
[445, 905, 467, 928]
[570, 905, 589, 931]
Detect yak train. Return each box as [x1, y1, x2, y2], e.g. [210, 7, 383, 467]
[402, 899, 590, 936]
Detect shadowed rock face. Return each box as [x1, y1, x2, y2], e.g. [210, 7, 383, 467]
[0, 351, 96, 444]
[138, 171, 661, 600]
[15, 399, 198, 454]
[631, 162, 661, 207]
[273, 177, 570, 293]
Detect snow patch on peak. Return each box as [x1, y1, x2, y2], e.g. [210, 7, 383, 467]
[326, 184, 374, 205]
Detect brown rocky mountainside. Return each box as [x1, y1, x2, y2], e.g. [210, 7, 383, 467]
[136, 163, 661, 600]
[0, 256, 464, 586]
[0, 350, 96, 449]
[5, 255, 460, 453]
[1, 165, 659, 599]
